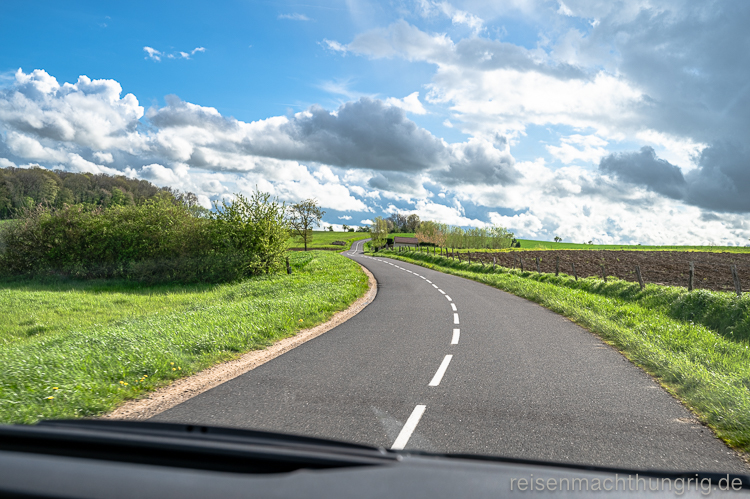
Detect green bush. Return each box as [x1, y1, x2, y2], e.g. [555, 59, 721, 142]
[209, 191, 289, 275]
[0, 190, 290, 282]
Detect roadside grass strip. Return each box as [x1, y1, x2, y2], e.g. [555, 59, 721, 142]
[0, 251, 369, 424]
[372, 249, 750, 453]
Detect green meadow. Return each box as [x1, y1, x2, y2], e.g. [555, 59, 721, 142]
[287, 230, 370, 250]
[0, 251, 368, 424]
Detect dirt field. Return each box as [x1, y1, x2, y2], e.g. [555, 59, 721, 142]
[443, 249, 750, 293]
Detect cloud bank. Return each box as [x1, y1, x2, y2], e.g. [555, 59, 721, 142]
[3, 0, 750, 246]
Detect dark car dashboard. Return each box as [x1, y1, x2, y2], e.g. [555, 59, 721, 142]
[0, 420, 746, 498]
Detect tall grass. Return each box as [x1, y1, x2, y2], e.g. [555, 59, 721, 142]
[376, 248, 750, 452]
[0, 251, 368, 424]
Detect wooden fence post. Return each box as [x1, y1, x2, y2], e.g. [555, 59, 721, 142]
[601, 264, 607, 283]
[520, 257, 524, 272]
[635, 265, 645, 290]
[688, 261, 694, 292]
[732, 265, 742, 297]
[286, 257, 292, 274]
[572, 262, 577, 281]
[493, 256, 496, 270]
[555, 256, 560, 276]
[535, 257, 540, 273]
[468, 252, 471, 264]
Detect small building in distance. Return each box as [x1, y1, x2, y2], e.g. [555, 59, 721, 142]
[394, 236, 419, 247]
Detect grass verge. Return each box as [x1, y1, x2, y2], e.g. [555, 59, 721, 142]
[0, 251, 369, 424]
[373, 248, 750, 452]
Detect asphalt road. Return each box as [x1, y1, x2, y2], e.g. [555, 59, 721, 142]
[153, 240, 746, 472]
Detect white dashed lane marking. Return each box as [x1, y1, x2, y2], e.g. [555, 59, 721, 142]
[452, 329, 460, 345]
[391, 405, 427, 450]
[360, 254, 463, 449]
[428, 355, 453, 387]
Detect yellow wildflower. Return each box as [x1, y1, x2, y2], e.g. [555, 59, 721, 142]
[47, 396, 54, 400]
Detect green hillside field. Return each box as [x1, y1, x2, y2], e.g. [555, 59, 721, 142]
[287, 230, 370, 251]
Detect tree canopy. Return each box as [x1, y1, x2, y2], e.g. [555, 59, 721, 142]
[287, 199, 325, 251]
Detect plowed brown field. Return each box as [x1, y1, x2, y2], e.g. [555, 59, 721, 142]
[445, 249, 750, 293]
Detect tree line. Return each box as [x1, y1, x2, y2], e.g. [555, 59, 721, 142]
[0, 166, 198, 218]
[384, 212, 422, 233]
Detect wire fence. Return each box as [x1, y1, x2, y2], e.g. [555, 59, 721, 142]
[397, 246, 750, 295]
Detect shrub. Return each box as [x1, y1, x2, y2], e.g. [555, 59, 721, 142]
[209, 191, 289, 275]
[0, 190, 290, 282]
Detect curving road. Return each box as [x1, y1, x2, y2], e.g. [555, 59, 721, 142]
[152, 240, 746, 472]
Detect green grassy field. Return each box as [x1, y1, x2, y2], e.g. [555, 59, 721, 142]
[287, 230, 370, 250]
[0, 251, 369, 424]
[373, 248, 750, 453]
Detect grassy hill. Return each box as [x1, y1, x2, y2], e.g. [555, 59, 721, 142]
[287, 230, 369, 250]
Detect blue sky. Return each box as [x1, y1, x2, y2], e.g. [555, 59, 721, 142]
[2, 0, 750, 245]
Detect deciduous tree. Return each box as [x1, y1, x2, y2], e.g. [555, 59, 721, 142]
[369, 216, 389, 249]
[406, 213, 420, 233]
[287, 199, 325, 251]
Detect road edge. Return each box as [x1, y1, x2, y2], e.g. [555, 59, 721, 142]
[101, 263, 377, 421]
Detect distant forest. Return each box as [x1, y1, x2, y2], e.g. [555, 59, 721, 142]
[0, 166, 198, 219]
